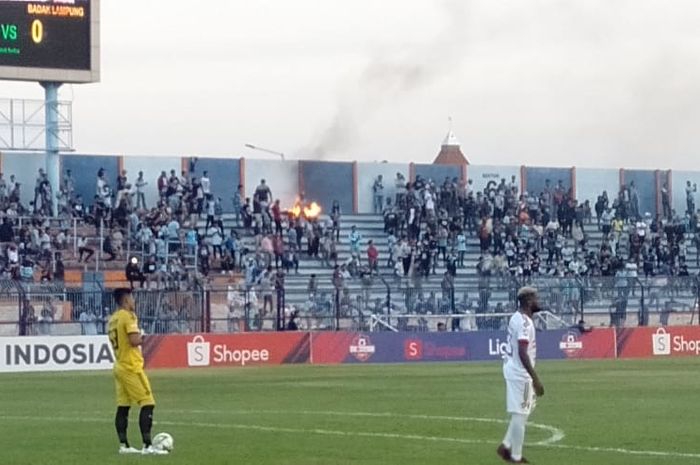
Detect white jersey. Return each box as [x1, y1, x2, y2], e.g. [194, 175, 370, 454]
[503, 311, 536, 381]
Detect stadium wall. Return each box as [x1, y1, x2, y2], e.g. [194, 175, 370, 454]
[356, 162, 410, 213]
[123, 156, 181, 210]
[413, 163, 463, 184]
[622, 169, 658, 216]
[298, 161, 354, 214]
[189, 157, 241, 213]
[244, 159, 299, 209]
[523, 166, 572, 197]
[466, 165, 521, 195]
[61, 154, 120, 206]
[575, 168, 619, 206]
[2, 151, 47, 207]
[671, 170, 700, 216]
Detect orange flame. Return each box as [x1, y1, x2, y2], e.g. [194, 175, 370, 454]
[288, 203, 302, 218]
[287, 199, 322, 220]
[304, 202, 322, 219]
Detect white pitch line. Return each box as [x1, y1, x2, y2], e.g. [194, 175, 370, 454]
[180, 408, 565, 446]
[0, 415, 488, 446]
[3, 413, 700, 460]
[540, 443, 700, 460]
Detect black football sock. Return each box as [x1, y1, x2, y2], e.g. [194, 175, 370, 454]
[139, 405, 154, 447]
[115, 406, 130, 447]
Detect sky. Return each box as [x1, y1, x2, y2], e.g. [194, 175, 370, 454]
[3, 0, 700, 170]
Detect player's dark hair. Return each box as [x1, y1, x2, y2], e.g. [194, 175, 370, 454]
[518, 292, 535, 309]
[113, 287, 132, 306]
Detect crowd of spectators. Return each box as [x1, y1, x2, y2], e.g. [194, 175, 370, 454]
[377, 172, 700, 283]
[5, 161, 700, 333]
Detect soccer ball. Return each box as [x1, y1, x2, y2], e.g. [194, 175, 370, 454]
[152, 432, 174, 452]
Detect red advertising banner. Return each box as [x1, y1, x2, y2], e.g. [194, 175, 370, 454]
[617, 326, 700, 359]
[143, 332, 310, 369]
[561, 328, 617, 359]
[140, 329, 619, 370]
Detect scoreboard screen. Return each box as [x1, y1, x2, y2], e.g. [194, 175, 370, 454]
[0, 0, 98, 83]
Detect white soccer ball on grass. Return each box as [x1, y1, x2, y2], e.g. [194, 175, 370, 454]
[152, 432, 174, 452]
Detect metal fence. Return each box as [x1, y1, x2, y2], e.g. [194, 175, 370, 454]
[2, 280, 205, 337]
[0, 276, 698, 336]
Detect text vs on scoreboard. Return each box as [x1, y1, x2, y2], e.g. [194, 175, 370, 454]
[0, 0, 91, 70]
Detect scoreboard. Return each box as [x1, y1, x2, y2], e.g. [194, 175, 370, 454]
[0, 0, 99, 83]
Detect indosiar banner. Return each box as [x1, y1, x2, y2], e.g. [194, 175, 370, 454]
[0, 336, 114, 373]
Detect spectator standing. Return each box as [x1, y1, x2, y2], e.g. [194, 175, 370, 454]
[260, 234, 273, 267]
[79, 308, 98, 335]
[7, 174, 20, 206]
[387, 231, 397, 268]
[629, 181, 640, 221]
[96, 168, 107, 199]
[349, 225, 362, 256]
[457, 230, 467, 267]
[205, 195, 216, 229]
[271, 199, 283, 234]
[254, 179, 272, 211]
[594, 192, 608, 229]
[273, 233, 285, 269]
[201, 171, 211, 197]
[332, 264, 344, 294]
[686, 181, 697, 217]
[135, 171, 148, 209]
[115, 169, 128, 206]
[259, 266, 274, 321]
[0, 173, 6, 204]
[232, 184, 243, 226]
[37, 299, 55, 335]
[395, 173, 406, 207]
[157, 171, 168, 200]
[307, 274, 318, 298]
[331, 200, 341, 241]
[0, 217, 12, 242]
[33, 168, 46, 213]
[367, 240, 379, 273]
[373, 175, 384, 214]
[62, 169, 75, 200]
[661, 182, 672, 219]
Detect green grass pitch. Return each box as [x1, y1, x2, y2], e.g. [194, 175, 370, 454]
[1, 358, 698, 465]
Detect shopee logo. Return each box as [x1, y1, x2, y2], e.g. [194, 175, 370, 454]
[404, 340, 423, 360]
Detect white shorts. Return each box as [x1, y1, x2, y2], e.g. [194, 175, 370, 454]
[505, 377, 536, 415]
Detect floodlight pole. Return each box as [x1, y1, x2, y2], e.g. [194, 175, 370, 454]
[41, 81, 62, 217]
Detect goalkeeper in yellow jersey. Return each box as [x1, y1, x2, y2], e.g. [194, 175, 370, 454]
[107, 288, 167, 455]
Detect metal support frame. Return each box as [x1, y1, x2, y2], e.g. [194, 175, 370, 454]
[0, 95, 73, 151]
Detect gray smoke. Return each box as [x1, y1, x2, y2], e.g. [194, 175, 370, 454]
[309, 0, 470, 159]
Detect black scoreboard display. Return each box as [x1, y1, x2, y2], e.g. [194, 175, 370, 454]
[0, 0, 98, 82]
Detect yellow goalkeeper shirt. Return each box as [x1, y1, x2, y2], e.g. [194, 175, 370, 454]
[107, 308, 144, 372]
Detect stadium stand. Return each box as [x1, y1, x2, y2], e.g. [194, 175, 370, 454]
[0, 141, 699, 335]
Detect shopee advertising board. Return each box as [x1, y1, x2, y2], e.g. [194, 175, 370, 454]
[142, 332, 310, 369]
[618, 326, 700, 358]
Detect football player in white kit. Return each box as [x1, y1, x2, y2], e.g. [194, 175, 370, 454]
[497, 287, 545, 463]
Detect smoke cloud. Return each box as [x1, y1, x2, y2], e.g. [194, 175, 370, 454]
[309, 0, 470, 159]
